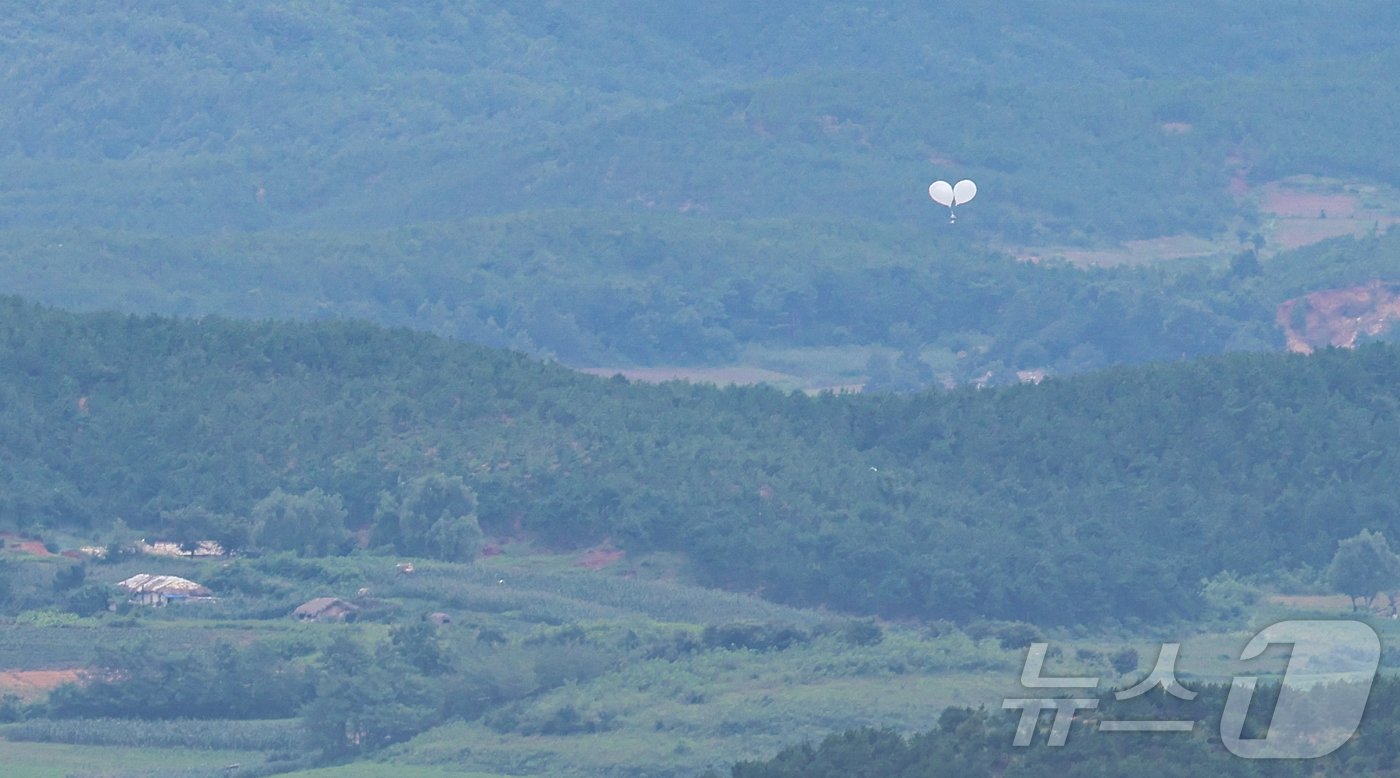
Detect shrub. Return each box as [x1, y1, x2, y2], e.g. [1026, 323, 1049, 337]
[701, 622, 809, 652]
[839, 619, 884, 646]
[1110, 647, 1140, 675]
[965, 619, 1042, 650]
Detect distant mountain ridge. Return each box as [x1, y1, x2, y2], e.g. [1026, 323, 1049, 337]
[5, 2, 1400, 377]
[3, 2, 1399, 235]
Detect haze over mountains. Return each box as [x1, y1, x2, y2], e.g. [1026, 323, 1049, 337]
[5, 2, 1398, 231]
[4, 0, 1400, 627]
[4, 2, 1400, 380]
[6, 5, 1400, 775]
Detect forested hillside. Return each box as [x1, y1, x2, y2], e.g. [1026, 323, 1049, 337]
[4, 2, 1398, 235]
[6, 298, 1400, 625]
[5, 2, 1400, 375]
[6, 211, 1400, 373]
[9, 6, 1400, 775]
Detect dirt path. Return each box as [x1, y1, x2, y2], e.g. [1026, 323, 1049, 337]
[0, 669, 82, 701]
[0, 533, 54, 557]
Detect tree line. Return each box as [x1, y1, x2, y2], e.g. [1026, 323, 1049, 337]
[7, 298, 1400, 624]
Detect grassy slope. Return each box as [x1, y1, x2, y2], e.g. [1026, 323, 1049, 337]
[0, 545, 1026, 776]
[7, 540, 1399, 777]
[0, 741, 264, 778]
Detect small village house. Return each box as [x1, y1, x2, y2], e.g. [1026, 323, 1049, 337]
[292, 597, 360, 623]
[117, 573, 213, 606]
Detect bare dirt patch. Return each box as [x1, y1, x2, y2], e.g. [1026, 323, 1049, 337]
[1276, 280, 1400, 354]
[1270, 219, 1377, 251]
[1258, 176, 1400, 251]
[0, 533, 54, 557]
[0, 669, 81, 700]
[1261, 185, 1358, 219]
[577, 543, 625, 571]
[577, 365, 801, 387]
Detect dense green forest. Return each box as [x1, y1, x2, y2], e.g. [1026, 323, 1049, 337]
[4, 2, 1399, 235]
[5, 2, 1400, 375]
[5, 298, 1400, 625]
[5, 214, 1400, 373]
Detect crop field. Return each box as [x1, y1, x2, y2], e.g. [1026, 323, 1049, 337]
[3, 546, 1397, 777]
[0, 741, 265, 778]
[0, 547, 1046, 775]
[0, 626, 99, 670]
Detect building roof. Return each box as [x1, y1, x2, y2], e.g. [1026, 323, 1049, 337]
[293, 597, 359, 618]
[117, 573, 212, 597]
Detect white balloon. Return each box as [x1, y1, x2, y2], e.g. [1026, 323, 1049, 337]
[953, 179, 977, 205]
[928, 180, 954, 207]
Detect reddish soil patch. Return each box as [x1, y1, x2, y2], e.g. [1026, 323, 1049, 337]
[1276, 281, 1400, 354]
[578, 544, 625, 570]
[1260, 185, 1359, 220]
[1272, 219, 1378, 251]
[0, 533, 54, 556]
[1255, 177, 1400, 251]
[0, 669, 81, 700]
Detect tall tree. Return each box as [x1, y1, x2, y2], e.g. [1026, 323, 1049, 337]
[252, 488, 351, 557]
[1326, 529, 1400, 611]
[375, 474, 483, 561]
